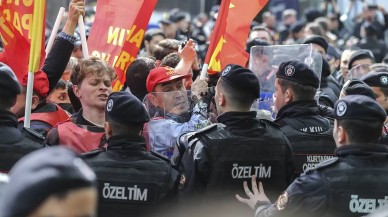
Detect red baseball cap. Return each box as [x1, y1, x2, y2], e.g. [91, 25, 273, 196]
[21, 70, 49, 97]
[146, 66, 190, 93]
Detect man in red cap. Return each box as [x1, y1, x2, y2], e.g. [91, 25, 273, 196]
[11, 0, 85, 136]
[144, 66, 210, 159]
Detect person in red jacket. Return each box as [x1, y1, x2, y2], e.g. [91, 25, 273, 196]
[46, 57, 116, 153]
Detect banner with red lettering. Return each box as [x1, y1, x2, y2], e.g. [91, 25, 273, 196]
[88, 0, 158, 91]
[0, 0, 46, 81]
[205, 0, 269, 74]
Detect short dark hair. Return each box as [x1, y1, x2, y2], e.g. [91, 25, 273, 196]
[379, 87, 388, 97]
[160, 53, 181, 68]
[305, 22, 325, 37]
[219, 79, 256, 109]
[144, 29, 166, 42]
[315, 17, 329, 32]
[278, 78, 317, 100]
[106, 115, 143, 136]
[152, 39, 180, 61]
[250, 26, 273, 41]
[0, 95, 16, 110]
[125, 57, 156, 101]
[337, 119, 382, 143]
[54, 79, 69, 90]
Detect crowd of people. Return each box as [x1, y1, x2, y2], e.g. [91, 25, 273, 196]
[2, 0, 388, 216]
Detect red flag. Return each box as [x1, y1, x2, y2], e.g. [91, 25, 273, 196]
[205, 0, 269, 74]
[0, 0, 46, 81]
[87, 0, 158, 91]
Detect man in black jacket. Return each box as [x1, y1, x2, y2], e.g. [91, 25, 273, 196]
[0, 63, 45, 172]
[177, 64, 294, 217]
[237, 95, 388, 217]
[273, 61, 336, 176]
[82, 91, 178, 217]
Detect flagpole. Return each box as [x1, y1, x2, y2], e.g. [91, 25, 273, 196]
[24, 0, 46, 128]
[78, 16, 89, 59]
[23, 72, 34, 128]
[200, 63, 208, 80]
[45, 7, 65, 56]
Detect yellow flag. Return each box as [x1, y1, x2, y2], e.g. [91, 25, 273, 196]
[28, 0, 45, 73]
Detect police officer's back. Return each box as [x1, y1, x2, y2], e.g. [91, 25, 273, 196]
[273, 61, 336, 176]
[178, 65, 294, 217]
[82, 92, 178, 217]
[242, 95, 388, 217]
[0, 63, 45, 172]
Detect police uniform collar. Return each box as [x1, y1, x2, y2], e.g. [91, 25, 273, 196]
[216, 111, 265, 136]
[276, 100, 319, 120]
[107, 134, 147, 150]
[217, 111, 257, 124]
[335, 144, 388, 157]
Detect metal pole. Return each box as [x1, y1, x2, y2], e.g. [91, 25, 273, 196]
[200, 0, 205, 14]
[23, 72, 34, 128]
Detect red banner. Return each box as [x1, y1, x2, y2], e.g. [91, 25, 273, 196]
[88, 0, 158, 91]
[0, 0, 46, 81]
[205, 0, 269, 74]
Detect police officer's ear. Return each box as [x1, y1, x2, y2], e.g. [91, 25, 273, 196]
[31, 94, 40, 110]
[104, 122, 112, 140]
[334, 124, 347, 146]
[217, 92, 225, 106]
[284, 88, 293, 103]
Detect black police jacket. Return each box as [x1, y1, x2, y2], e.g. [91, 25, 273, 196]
[177, 111, 295, 217]
[255, 144, 388, 217]
[0, 110, 45, 172]
[319, 77, 339, 109]
[82, 135, 178, 217]
[275, 100, 336, 176]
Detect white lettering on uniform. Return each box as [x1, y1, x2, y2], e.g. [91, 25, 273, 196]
[102, 183, 148, 201]
[302, 155, 334, 172]
[349, 195, 388, 214]
[231, 163, 271, 179]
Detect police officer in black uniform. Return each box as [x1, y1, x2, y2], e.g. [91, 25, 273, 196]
[0, 63, 45, 172]
[237, 95, 388, 217]
[0, 147, 97, 217]
[302, 35, 341, 99]
[361, 71, 388, 144]
[340, 78, 376, 100]
[82, 91, 178, 217]
[177, 65, 294, 217]
[273, 61, 336, 176]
